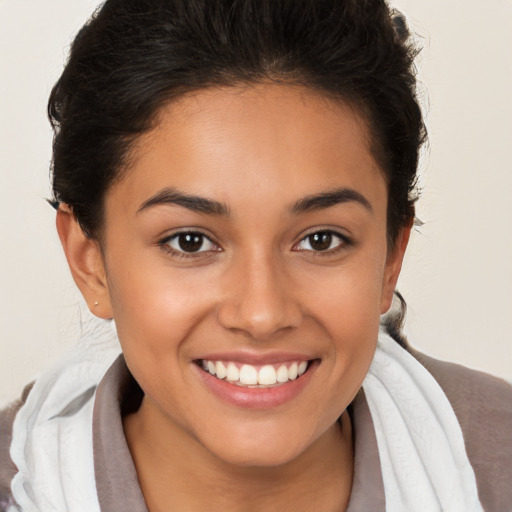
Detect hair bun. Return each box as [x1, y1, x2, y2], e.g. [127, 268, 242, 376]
[391, 10, 409, 42]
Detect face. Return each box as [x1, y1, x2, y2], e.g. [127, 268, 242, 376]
[73, 84, 407, 467]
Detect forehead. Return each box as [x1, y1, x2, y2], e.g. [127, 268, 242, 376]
[109, 83, 387, 216]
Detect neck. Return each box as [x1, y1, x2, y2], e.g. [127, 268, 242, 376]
[124, 398, 354, 512]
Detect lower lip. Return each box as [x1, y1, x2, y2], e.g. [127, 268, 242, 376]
[195, 361, 318, 409]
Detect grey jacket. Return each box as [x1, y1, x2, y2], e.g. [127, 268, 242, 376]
[1, 350, 511, 511]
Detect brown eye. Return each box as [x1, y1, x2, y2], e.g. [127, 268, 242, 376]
[308, 232, 333, 251]
[165, 232, 218, 254]
[296, 230, 347, 252]
[178, 233, 204, 252]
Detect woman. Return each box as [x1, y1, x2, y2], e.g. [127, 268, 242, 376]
[1, 1, 511, 511]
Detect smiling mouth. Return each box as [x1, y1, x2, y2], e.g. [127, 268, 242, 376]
[196, 359, 312, 388]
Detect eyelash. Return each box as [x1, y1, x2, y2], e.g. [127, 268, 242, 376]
[158, 229, 352, 259]
[158, 231, 220, 259]
[293, 230, 352, 255]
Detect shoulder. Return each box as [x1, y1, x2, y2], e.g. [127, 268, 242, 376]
[410, 348, 512, 512]
[0, 383, 33, 510]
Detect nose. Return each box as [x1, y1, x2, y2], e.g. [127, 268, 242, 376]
[217, 254, 303, 340]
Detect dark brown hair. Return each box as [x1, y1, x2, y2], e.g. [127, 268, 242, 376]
[49, 0, 426, 249]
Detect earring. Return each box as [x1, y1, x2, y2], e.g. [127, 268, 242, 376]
[94, 301, 99, 307]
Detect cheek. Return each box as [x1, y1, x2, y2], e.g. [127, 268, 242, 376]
[105, 252, 212, 357]
[106, 263, 213, 415]
[304, 256, 385, 331]
[303, 254, 385, 380]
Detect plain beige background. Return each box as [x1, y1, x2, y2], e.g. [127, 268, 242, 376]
[1, 0, 511, 404]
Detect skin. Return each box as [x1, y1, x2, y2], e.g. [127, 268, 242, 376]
[57, 83, 410, 511]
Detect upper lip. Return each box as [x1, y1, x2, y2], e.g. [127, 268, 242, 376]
[195, 351, 316, 365]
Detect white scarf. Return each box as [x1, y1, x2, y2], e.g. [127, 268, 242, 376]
[9, 327, 483, 512]
[9, 318, 121, 512]
[363, 332, 483, 512]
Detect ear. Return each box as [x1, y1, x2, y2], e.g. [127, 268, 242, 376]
[380, 222, 412, 314]
[56, 205, 113, 319]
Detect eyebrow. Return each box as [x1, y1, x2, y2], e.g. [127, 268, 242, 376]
[137, 186, 372, 217]
[137, 188, 230, 216]
[290, 187, 372, 215]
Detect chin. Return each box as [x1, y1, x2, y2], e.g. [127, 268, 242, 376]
[198, 422, 319, 469]
[212, 443, 304, 469]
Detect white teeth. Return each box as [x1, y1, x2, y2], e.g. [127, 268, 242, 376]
[239, 364, 258, 385]
[215, 361, 227, 380]
[201, 359, 310, 386]
[276, 365, 289, 383]
[226, 362, 240, 382]
[258, 365, 277, 385]
[288, 362, 298, 380]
